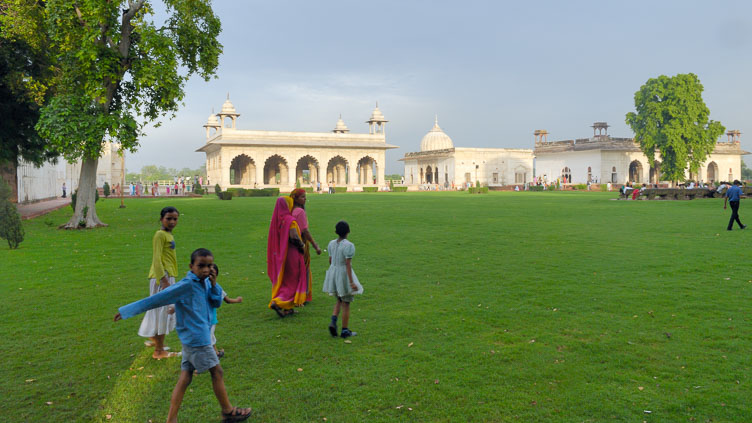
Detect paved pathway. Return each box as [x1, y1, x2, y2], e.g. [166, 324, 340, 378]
[17, 197, 71, 220]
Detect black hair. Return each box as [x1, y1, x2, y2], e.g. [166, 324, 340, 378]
[190, 248, 213, 264]
[335, 220, 350, 238]
[734, 180, 742, 186]
[211, 263, 219, 273]
[160, 206, 179, 219]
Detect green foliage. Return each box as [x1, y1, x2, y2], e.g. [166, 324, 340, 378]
[626, 73, 725, 183]
[295, 179, 301, 189]
[741, 161, 752, 181]
[476, 180, 480, 188]
[391, 186, 408, 192]
[71, 189, 99, 211]
[103, 182, 110, 197]
[192, 184, 203, 195]
[573, 184, 587, 190]
[0, 8, 57, 166]
[547, 184, 557, 191]
[362, 187, 378, 192]
[218, 191, 232, 200]
[389, 179, 394, 190]
[0, 179, 23, 249]
[214, 184, 222, 198]
[600, 184, 609, 192]
[334, 187, 347, 193]
[468, 186, 489, 194]
[529, 185, 544, 191]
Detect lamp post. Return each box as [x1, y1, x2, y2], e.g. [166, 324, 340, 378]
[119, 148, 126, 208]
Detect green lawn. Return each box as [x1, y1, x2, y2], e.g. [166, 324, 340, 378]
[3, 192, 751, 422]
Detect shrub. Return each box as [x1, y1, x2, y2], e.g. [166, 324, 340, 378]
[71, 189, 99, 211]
[214, 184, 222, 198]
[103, 182, 111, 197]
[468, 187, 489, 194]
[363, 187, 378, 192]
[192, 184, 204, 195]
[547, 184, 557, 191]
[573, 184, 587, 190]
[334, 187, 347, 193]
[248, 188, 279, 197]
[218, 191, 233, 200]
[304, 187, 314, 193]
[392, 186, 407, 192]
[389, 179, 394, 190]
[600, 184, 609, 192]
[0, 179, 23, 249]
[226, 188, 248, 197]
[476, 180, 480, 188]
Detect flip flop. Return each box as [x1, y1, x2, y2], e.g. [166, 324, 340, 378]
[153, 351, 180, 360]
[144, 341, 170, 351]
[270, 303, 286, 318]
[221, 406, 252, 423]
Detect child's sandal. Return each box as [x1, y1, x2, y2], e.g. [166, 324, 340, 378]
[222, 406, 252, 422]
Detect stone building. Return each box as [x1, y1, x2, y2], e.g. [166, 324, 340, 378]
[400, 117, 534, 188]
[197, 97, 398, 191]
[534, 123, 747, 185]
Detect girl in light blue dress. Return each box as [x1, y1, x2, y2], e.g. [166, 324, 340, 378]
[323, 221, 363, 338]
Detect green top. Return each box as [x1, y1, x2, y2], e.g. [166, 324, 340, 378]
[148, 230, 177, 279]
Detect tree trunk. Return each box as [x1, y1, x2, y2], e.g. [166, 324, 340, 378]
[61, 157, 107, 229]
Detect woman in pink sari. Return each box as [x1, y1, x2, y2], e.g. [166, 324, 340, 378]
[267, 197, 308, 317]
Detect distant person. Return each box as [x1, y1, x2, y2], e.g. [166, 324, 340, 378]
[139, 206, 180, 359]
[114, 248, 252, 423]
[62, 182, 67, 198]
[323, 220, 362, 338]
[724, 180, 746, 231]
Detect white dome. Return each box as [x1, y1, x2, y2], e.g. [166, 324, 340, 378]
[420, 117, 453, 151]
[220, 97, 238, 115]
[205, 113, 219, 126]
[367, 103, 387, 123]
[333, 115, 349, 133]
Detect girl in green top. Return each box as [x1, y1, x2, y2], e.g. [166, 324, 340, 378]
[139, 206, 180, 359]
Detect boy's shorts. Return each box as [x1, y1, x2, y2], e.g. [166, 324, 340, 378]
[181, 344, 219, 374]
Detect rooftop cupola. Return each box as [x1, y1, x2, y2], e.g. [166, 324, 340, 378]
[366, 102, 388, 134]
[217, 93, 240, 129]
[203, 109, 221, 140]
[333, 115, 350, 133]
[420, 115, 454, 151]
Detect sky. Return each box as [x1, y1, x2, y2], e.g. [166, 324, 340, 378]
[129, 0, 752, 175]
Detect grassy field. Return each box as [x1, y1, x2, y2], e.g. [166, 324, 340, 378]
[3, 191, 751, 422]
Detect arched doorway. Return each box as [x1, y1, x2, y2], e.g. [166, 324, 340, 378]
[326, 156, 348, 185]
[629, 160, 643, 183]
[611, 166, 618, 183]
[230, 154, 255, 185]
[263, 155, 289, 185]
[356, 156, 376, 184]
[706, 161, 718, 183]
[425, 166, 433, 184]
[561, 167, 571, 183]
[296, 155, 319, 186]
[649, 161, 661, 184]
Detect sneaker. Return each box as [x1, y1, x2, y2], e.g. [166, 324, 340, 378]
[328, 322, 338, 337]
[340, 329, 357, 338]
[742, 225, 747, 229]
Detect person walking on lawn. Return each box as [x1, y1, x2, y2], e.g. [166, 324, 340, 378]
[724, 180, 746, 231]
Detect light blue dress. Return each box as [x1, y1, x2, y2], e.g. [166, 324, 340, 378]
[322, 239, 363, 298]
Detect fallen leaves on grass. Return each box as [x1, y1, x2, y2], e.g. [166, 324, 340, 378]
[344, 340, 352, 344]
[25, 379, 35, 383]
[408, 342, 413, 347]
[297, 368, 303, 372]
[638, 386, 644, 391]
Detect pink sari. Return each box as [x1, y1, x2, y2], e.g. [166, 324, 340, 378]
[267, 197, 308, 310]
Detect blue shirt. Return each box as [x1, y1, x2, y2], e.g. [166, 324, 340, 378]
[726, 185, 742, 202]
[119, 271, 222, 347]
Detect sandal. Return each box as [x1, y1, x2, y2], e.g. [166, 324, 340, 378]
[144, 341, 170, 351]
[283, 309, 295, 316]
[217, 349, 225, 359]
[221, 406, 252, 422]
[270, 303, 286, 318]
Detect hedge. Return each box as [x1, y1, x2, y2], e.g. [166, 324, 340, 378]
[334, 187, 347, 193]
[529, 185, 544, 191]
[362, 187, 378, 192]
[218, 191, 233, 200]
[391, 186, 407, 192]
[224, 188, 280, 197]
[468, 187, 489, 194]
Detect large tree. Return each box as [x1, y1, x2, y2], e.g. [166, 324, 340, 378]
[2, 0, 222, 228]
[625, 73, 725, 184]
[0, 3, 56, 166]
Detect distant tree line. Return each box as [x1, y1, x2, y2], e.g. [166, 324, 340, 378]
[125, 165, 207, 183]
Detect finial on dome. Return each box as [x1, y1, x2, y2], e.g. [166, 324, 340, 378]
[226, 92, 230, 100]
[435, 114, 438, 125]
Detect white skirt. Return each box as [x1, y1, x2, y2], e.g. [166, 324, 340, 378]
[138, 275, 176, 338]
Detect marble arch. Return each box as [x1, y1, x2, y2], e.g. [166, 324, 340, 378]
[327, 156, 348, 186]
[230, 154, 255, 185]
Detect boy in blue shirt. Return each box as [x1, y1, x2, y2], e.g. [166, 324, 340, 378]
[114, 248, 251, 423]
[724, 180, 747, 231]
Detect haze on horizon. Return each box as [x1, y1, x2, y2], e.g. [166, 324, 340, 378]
[130, 0, 752, 175]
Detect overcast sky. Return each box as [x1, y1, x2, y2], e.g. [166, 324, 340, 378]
[129, 0, 752, 174]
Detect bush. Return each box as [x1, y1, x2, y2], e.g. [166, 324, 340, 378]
[600, 184, 609, 192]
[529, 185, 544, 191]
[304, 187, 314, 193]
[573, 184, 587, 190]
[468, 187, 489, 194]
[248, 188, 279, 197]
[192, 184, 204, 195]
[389, 179, 394, 190]
[218, 191, 233, 200]
[226, 188, 248, 197]
[334, 187, 347, 193]
[103, 182, 111, 197]
[363, 187, 378, 192]
[547, 184, 557, 191]
[0, 179, 23, 249]
[214, 184, 222, 198]
[71, 189, 99, 211]
[476, 180, 480, 188]
[392, 186, 407, 192]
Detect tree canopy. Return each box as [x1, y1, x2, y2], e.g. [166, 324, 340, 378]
[2, 0, 222, 228]
[625, 73, 725, 183]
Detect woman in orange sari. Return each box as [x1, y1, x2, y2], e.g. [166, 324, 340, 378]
[267, 197, 308, 317]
